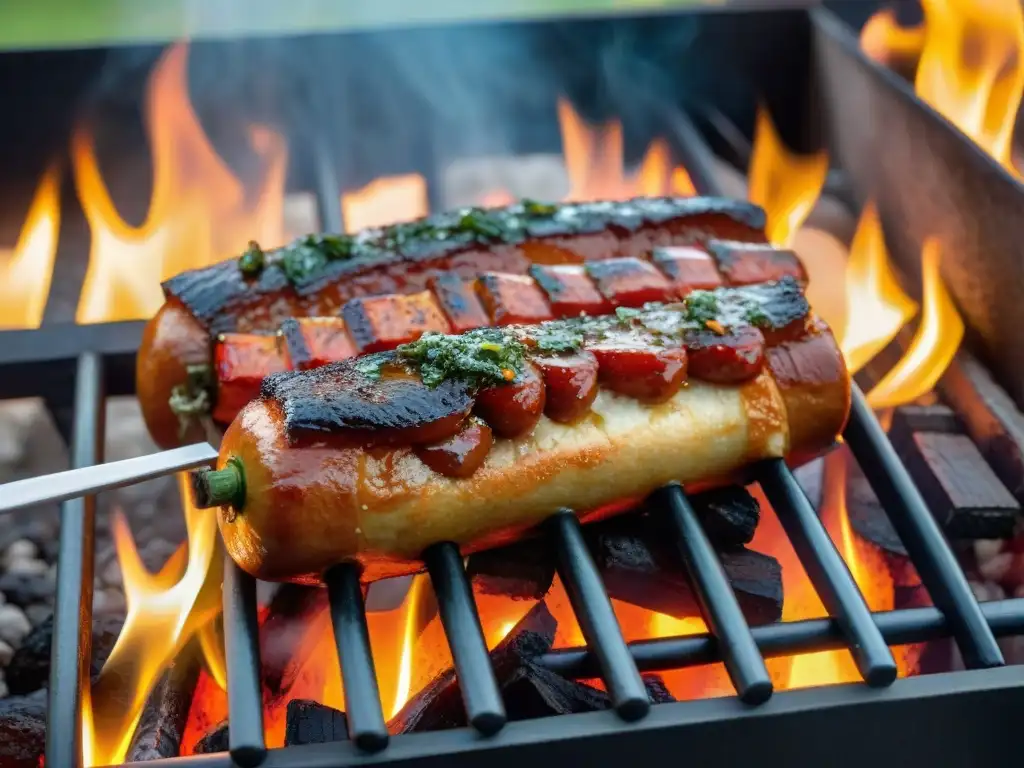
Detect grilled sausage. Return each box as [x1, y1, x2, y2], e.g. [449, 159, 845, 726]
[140, 198, 808, 447]
[190, 279, 848, 584]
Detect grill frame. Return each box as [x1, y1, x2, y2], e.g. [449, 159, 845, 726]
[0, 7, 1022, 768]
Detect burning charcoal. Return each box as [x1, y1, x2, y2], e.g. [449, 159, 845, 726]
[390, 601, 557, 733]
[845, 461, 908, 558]
[5, 613, 122, 695]
[0, 691, 47, 768]
[688, 487, 761, 548]
[938, 352, 1024, 502]
[284, 699, 349, 746]
[467, 538, 557, 600]
[586, 517, 783, 624]
[889, 404, 962, 438]
[127, 641, 202, 761]
[641, 674, 676, 704]
[193, 721, 229, 754]
[501, 662, 609, 719]
[261, 583, 329, 698]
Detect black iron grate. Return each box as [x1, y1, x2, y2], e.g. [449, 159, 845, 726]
[1, 106, 1023, 768]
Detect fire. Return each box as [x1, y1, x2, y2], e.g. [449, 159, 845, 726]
[746, 106, 829, 248]
[557, 98, 695, 201]
[342, 175, 428, 233]
[83, 473, 223, 767]
[862, 0, 1024, 174]
[74, 42, 287, 324]
[0, 166, 60, 329]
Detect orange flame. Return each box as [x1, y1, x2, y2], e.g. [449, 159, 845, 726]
[83, 474, 223, 767]
[863, 0, 1024, 173]
[0, 166, 60, 329]
[74, 42, 287, 324]
[557, 98, 695, 201]
[746, 106, 829, 247]
[342, 175, 428, 233]
[837, 202, 919, 375]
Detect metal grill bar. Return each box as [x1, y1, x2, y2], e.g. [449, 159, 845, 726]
[539, 597, 1024, 680]
[654, 484, 773, 703]
[325, 564, 390, 752]
[423, 542, 507, 735]
[223, 558, 267, 767]
[843, 387, 1004, 668]
[757, 458, 898, 686]
[548, 511, 650, 720]
[45, 352, 104, 768]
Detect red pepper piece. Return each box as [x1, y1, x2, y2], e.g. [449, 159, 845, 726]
[279, 317, 356, 371]
[342, 290, 452, 353]
[533, 351, 600, 423]
[416, 417, 494, 478]
[584, 257, 676, 307]
[587, 337, 688, 403]
[529, 264, 611, 317]
[651, 246, 725, 295]
[214, 333, 288, 423]
[474, 363, 546, 438]
[708, 241, 807, 285]
[476, 273, 554, 325]
[429, 272, 491, 332]
[686, 326, 766, 384]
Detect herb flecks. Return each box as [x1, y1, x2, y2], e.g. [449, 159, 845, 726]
[522, 199, 558, 217]
[397, 328, 527, 389]
[238, 241, 265, 277]
[533, 324, 585, 354]
[684, 291, 719, 324]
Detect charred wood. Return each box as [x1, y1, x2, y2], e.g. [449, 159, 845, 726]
[467, 486, 761, 603]
[260, 583, 329, 698]
[0, 690, 47, 768]
[938, 351, 1024, 504]
[5, 612, 122, 695]
[127, 640, 202, 761]
[285, 699, 350, 746]
[586, 516, 783, 624]
[193, 721, 229, 754]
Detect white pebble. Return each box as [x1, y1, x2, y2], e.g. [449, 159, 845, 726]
[4, 557, 49, 577]
[977, 552, 1014, 583]
[974, 539, 1005, 563]
[0, 638, 12, 666]
[101, 558, 123, 588]
[0, 603, 31, 648]
[3, 538, 38, 563]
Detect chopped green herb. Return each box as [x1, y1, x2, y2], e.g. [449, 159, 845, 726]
[684, 291, 719, 324]
[354, 356, 385, 379]
[522, 199, 557, 217]
[615, 307, 642, 326]
[458, 209, 507, 241]
[397, 328, 527, 388]
[279, 244, 329, 284]
[534, 327, 585, 354]
[238, 241, 266, 277]
[744, 303, 770, 327]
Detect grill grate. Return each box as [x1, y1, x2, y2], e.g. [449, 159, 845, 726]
[1, 106, 1023, 768]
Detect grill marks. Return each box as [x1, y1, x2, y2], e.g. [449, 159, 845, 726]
[262, 281, 813, 480]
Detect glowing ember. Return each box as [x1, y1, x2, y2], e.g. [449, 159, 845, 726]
[746, 106, 828, 248]
[0, 166, 60, 329]
[73, 42, 287, 324]
[83, 474, 223, 767]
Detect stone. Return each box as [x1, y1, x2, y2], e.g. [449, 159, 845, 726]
[0, 572, 55, 608]
[94, 589, 126, 616]
[3, 559, 49, 578]
[0, 677, 8, 698]
[100, 558, 123, 589]
[23, 605, 51, 628]
[0, 604, 31, 648]
[3, 540, 38, 564]
[0, 638, 13, 666]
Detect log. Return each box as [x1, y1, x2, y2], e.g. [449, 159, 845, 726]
[902, 431, 1019, 539]
[586, 517, 783, 624]
[193, 722, 229, 754]
[284, 699, 349, 746]
[467, 486, 761, 603]
[127, 640, 203, 761]
[938, 351, 1024, 503]
[0, 691, 47, 768]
